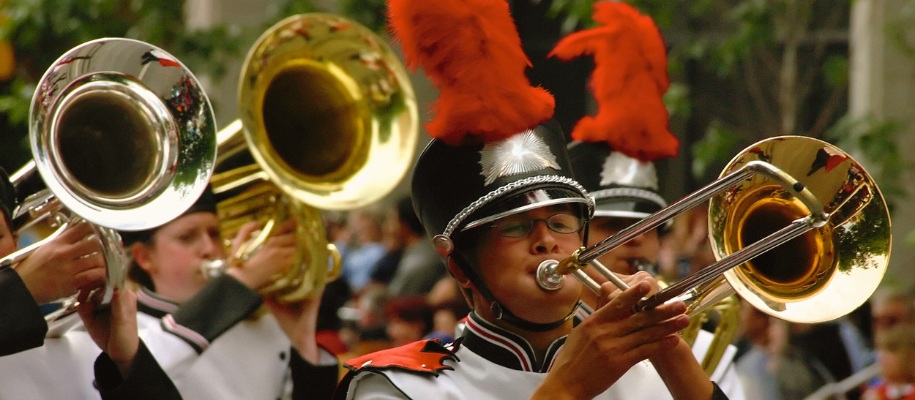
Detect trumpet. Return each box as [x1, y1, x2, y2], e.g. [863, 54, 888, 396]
[0, 38, 216, 323]
[538, 136, 890, 324]
[203, 14, 419, 303]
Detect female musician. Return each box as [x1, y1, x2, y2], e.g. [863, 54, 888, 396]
[0, 185, 337, 400]
[116, 186, 339, 400]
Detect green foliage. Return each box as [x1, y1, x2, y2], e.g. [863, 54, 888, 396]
[691, 120, 740, 180]
[339, 0, 387, 33]
[822, 55, 849, 88]
[712, 0, 774, 77]
[834, 194, 891, 273]
[663, 82, 691, 121]
[825, 113, 908, 211]
[884, 0, 915, 57]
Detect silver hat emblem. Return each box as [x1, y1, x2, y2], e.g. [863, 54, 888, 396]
[479, 130, 560, 186]
[599, 152, 658, 190]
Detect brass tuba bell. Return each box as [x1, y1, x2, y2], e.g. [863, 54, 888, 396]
[206, 14, 419, 303]
[1, 38, 216, 324]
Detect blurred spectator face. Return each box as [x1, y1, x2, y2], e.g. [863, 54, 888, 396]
[876, 324, 915, 383]
[387, 317, 426, 347]
[356, 293, 385, 329]
[433, 309, 459, 337]
[351, 213, 382, 245]
[382, 209, 407, 250]
[872, 297, 915, 335]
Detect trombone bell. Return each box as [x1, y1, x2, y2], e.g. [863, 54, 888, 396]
[727, 186, 834, 302]
[538, 136, 890, 324]
[712, 136, 890, 323]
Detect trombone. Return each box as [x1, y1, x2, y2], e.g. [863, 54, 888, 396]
[538, 136, 890, 324]
[0, 38, 216, 325]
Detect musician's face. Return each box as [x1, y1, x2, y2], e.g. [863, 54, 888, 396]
[0, 216, 15, 258]
[136, 212, 225, 303]
[587, 216, 659, 276]
[467, 204, 584, 326]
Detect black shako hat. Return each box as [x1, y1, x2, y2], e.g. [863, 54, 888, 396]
[568, 141, 668, 222]
[412, 120, 593, 256]
[118, 184, 218, 246]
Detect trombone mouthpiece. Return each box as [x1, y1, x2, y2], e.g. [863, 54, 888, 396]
[536, 259, 565, 291]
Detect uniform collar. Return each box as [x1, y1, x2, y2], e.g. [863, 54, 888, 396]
[136, 286, 179, 317]
[460, 312, 566, 373]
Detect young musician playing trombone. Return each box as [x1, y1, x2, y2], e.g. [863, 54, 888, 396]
[337, 1, 727, 398]
[547, 3, 746, 397]
[567, 141, 746, 399]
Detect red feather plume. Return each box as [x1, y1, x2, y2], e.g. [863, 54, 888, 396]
[388, 0, 555, 145]
[548, 1, 678, 162]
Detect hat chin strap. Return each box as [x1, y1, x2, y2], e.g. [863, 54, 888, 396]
[452, 251, 579, 333]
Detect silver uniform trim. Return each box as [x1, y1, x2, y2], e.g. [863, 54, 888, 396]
[599, 152, 659, 190]
[589, 187, 667, 208]
[441, 175, 594, 238]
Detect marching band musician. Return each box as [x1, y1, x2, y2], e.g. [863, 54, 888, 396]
[114, 185, 339, 400]
[551, 3, 745, 397]
[336, 0, 728, 398]
[0, 166, 183, 400]
[567, 141, 747, 399]
[0, 185, 338, 400]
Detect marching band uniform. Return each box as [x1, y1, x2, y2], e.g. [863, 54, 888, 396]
[0, 260, 337, 400]
[0, 268, 47, 356]
[0, 186, 338, 400]
[134, 274, 339, 400]
[342, 312, 726, 400]
[0, 166, 47, 357]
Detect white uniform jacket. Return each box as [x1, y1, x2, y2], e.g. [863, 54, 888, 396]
[0, 268, 182, 400]
[339, 312, 731, 400]
[0, 274, 338, 400]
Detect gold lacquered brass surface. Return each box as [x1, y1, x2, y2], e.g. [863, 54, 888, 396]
[211, 172, 340, 302]
[211, 14, 415, 302]
[710, 136, 891, 323]
[238, 13, 418, 210]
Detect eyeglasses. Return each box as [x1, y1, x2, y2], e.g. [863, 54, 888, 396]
[490, 213, 584, 238]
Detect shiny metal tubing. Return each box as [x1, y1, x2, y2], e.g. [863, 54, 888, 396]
[576, 161, 822, 267]
[636, 215, 821, 311]
[540, 160, 821, 289]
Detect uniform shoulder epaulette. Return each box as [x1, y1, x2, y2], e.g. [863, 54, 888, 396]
[344, 338, 461, 376]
